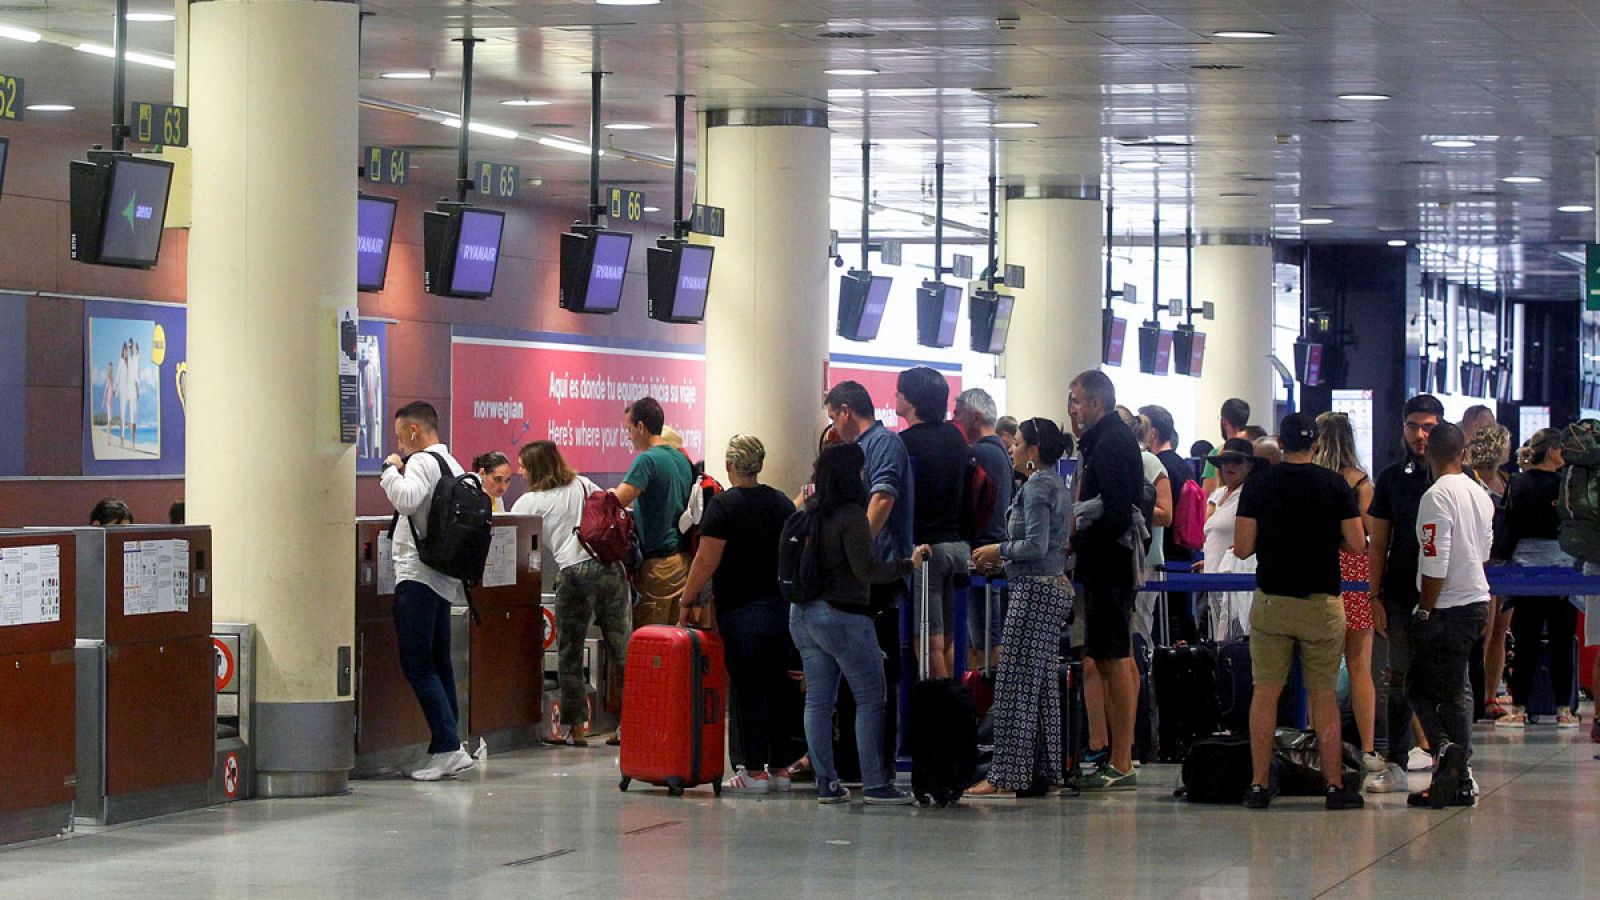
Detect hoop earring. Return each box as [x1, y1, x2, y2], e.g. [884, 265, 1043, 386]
[1026, 460, 1037, 472]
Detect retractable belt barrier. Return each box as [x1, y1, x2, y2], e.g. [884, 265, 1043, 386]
[1144, 566, 1600, 597]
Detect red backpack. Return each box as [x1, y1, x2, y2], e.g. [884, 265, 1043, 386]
[1172, 478, 1207, 551]
[575, 485, 638, 566]
[957, 431, 1000, 544]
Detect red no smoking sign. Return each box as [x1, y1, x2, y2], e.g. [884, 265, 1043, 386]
[213, 637, 236, 693]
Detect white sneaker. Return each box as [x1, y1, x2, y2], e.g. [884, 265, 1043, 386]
[1362, 752, 1387, 774]
[411, 748, 474, 781]
[1366, 763, 1411, 794]
[1408, 747, 1435, 771]
[722, 766, 772, 793]
[1464, 768, 1480, 798]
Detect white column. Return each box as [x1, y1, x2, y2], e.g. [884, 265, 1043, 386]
[187, 0, 358, 796]
[1003, 193, 1104, 423]
[701, 110, 830, 493]
[1192, 239, 1276, 433]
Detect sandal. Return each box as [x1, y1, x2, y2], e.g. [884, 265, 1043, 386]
[962, 781, 1017, 800]
[1556, 710, 1581, 729]
[1495, 712, 1527, 729]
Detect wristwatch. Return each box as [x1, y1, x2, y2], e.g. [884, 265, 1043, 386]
[1414, 608, 1432, 622]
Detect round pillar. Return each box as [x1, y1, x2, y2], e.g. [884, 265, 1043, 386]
[701, 109, 830, 493]
[1002, 186, 1104, 423]
[187, 0, 358, 797]
[1193, 234, 1276, 435]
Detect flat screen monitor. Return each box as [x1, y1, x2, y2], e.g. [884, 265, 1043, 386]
[1173, 328, 1205, 377]
[917, 282, 962, 348]
[836, 271, 891, 342]
[559, 229, 633, 313]
[647, 240, 715, 323]
[69, 152, 174, 269]
[356, 193, 398, 292]
[1295, 340, 1325, 386]
[1103, 311, 1127, 366]
[969, 290, 1014, 354]
[1155, 329, 1173, 375]
[0, 136, 9, 206]
[986, 294, 1014, 353]
[450, 208, 505, 297]
[1138, 323, 1168, 375]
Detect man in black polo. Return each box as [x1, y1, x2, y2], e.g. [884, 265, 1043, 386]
[1365, 393, 1444, 793]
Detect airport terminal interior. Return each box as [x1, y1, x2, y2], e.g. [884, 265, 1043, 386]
[3, 0, 1600, 897]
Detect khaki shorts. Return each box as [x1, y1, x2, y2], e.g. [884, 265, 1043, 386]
[1248, 590, 1346, 691]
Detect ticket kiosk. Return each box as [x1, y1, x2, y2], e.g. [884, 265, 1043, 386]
[353, 515, 543, 775]
[0, 529, 76, 845]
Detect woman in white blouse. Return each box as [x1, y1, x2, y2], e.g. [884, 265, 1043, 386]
[1200, 438, 1261, 640]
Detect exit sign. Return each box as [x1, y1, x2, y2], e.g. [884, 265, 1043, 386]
[1588, 243, 1600, 311]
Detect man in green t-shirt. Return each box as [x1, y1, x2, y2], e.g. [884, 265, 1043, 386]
[613, 396, 694, 626]
[1202, 397, 1252, 493]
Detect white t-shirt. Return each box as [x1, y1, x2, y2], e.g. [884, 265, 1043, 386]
[1142, 450, 1167, 569]
[380, 443, 467, 604]
[1203, 485, 1242, 573]
[1415, 471, 1494, 609]
[510, 476, 596, 571]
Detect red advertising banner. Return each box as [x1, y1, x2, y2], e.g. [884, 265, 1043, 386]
[826, 354, 962, 431]
[451, 333, 706, 475]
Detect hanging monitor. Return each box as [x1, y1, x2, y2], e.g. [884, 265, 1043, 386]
[969, 289, 1015, 355]
[357, 193, 399, 293]
[1294, 339, 1325, 386]
[1102, 310, 1128, 366]
[69, 151, 175, 269]
[0, 136, 9, 207]
[916, 281, 963, 348]
[836, 270, 892, 342]
[422, 202, 505, 299]
[646, 239, 715, 324]
[1138, 322, 1171, 375]
[558, 227, 633, 313]
[1173, 327, 1206, 377]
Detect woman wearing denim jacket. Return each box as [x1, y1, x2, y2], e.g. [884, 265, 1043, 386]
[965, 417, 1074, 799]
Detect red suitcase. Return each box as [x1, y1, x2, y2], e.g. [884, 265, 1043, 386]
[618, 625, 726, 796]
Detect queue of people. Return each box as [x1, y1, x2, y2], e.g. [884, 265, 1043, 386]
[364, 372, 1599, 807]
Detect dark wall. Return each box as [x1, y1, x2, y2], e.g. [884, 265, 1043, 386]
[1519, 299, 1581, 426]
[1302, 242, 1414, 473]
[0, 117, 699, 528]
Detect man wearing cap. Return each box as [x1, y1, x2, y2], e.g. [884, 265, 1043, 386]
[1233, 413, 1368, 810]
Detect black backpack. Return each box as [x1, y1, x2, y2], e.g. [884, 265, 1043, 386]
[394, 451, 494, 584]
[777, 506, 825, 604]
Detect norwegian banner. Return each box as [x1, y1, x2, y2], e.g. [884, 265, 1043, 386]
[826, 353, 963, 431]
[450, 327, 706, 476]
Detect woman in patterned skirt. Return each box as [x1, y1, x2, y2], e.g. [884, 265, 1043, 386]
[1314, 412, 1386, 777]
[965, 417, 1073, 799]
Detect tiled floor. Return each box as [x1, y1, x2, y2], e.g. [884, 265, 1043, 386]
[3, 724, 1596, 899]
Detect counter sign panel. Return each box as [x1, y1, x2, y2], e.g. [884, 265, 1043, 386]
[0, 72, 23, 120]
[132, 101, 188, 147]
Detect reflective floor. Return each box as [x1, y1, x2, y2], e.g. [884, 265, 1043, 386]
[3, 721, 1597, 899]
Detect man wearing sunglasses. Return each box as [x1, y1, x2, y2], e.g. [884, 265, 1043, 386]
[1365, 393, 1445, 793]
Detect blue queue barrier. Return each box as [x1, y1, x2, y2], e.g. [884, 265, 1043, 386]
[1146, 566, 1600, 597]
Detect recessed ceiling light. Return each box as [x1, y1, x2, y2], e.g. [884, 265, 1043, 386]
[1387, 239, 1409, 247]
[642, 206, 661, 213]
[25, 103, 74, 112]
[605, 123, 651, 131]
[1500, 175, 1542, 184]
[0, 23, 41, 42]
[380, 70, 432, 80]
[75, 42, 175, 69]
[125, 11, 175, 22]
[1212, 29, 1275, 38]
[1430, 139, 1476, 148]
[991, 120, 1038, 129]
[824, 67, 880, 76]
[1118, 160, 1161, 170]
[501, 98, 552, 107]
[1299, 217, 1333, 225]
[441, 119, 520, 139]
[1337, 93, 1391, 101]
[1558, 204, 1594, 213]
[596, 0, 660, 5]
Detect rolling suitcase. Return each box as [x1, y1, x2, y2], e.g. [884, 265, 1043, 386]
[909, 568, 978, 806]
[617, 625, 727, 797]
[1153, 642, 1219, 762]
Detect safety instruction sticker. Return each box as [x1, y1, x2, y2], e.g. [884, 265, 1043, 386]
[376, 533, 396, 595]
[483, 526, 518, 588]
[122, 539, 190, 616]
[0, 544, 62, 627]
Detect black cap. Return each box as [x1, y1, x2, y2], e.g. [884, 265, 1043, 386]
[1279, 412, 1318, 453]
[1206, 437, 1263, 467]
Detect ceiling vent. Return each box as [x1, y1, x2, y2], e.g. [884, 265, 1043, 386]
[997, 93, 1047, 100]
[818, 29, 877, 39]
[1190, 63, 1244, 70]
[1308, 118, 1354, 124]
[1401, 159, 1440, 166]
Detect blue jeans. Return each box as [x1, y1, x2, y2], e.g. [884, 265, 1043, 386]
[790, 601, 891, 790]
[394, 580, 460, 753]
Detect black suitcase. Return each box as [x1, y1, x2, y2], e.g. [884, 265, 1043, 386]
[1132, 632, 1158, 763]
[909, 571, 978, 806]
[1060, 658, 1086, 776]
[1153, 643, 1220, 762]
[1216, 637, 1253, 734]
[1177, 733, 1252, 804]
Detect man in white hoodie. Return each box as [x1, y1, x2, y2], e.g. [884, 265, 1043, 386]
[381, 401, 474, 782]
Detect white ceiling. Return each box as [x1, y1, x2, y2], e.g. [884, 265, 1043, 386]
[4, 0, 1598, 293]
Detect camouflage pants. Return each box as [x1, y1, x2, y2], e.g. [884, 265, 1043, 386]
[553, 559, 632, 727]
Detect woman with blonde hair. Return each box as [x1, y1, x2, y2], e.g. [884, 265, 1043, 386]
[1314, 411, 1385, 777]
[511, 441, 631, 746]
[679, 435, 799, 792]
[1467, 425, 1514, 716]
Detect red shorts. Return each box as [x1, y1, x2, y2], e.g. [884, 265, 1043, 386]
[1340, 550, 1372, 631]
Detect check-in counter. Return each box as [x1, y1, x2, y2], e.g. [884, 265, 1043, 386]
[540, 593, 622, 739]
[71, 525, 215, 825]
[0, 530, 76, 845]
[353, 515, 543, 776]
